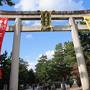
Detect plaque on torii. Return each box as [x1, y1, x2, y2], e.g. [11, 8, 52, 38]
[41, 11, 52, 31]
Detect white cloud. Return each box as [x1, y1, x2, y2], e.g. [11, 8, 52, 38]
[24, 56, 37, 70]
[38, 50, 54, 60]
[28, 62, 37, 71]
[45, 50, 54, 59]
[25, 34, 32, 39]
[15, 0, 84, 11]
[38, 54, 43, 58]
[15, 0, 39, 11]
[24, 50, 54, 70]
[39, 0, 84, 10]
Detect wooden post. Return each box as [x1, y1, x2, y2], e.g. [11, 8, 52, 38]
[69, 17, 90, 90]
[9, 18, 21, 90]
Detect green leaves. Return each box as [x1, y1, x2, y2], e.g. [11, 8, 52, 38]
[64, 42, 76, 66]
[0, 51, 36, 89]
[35, 55, 48, 83]
[0, 0, 15, 6]
[79, 31, 90, 61]
[35, 43, 72, 84]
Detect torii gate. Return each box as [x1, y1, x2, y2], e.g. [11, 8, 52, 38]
[0, 10, 90, 90]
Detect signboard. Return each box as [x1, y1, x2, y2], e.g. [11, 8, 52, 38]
[41, 11, 52, 31]
[84, 16, 90, 30]
[0, 18, 8, 53]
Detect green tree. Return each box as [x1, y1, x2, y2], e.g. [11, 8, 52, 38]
[35, 43, 71, 84]
[0, 51, 31, 89]
[35, 36, 90, 86]
[53, 43, 64, 62]
[35, 55, 48, 83]
[0, 51, 11, 89]
[52, 43, 71, 81]
[64, 41, 76, 66]
[79, 31, 90, 77]
[79, 31, 90, 61]
[35, 43, 72, 84]
[28, 69, 36, 85]
[49, 43, 64, 81]
[19, 58, 29, 87]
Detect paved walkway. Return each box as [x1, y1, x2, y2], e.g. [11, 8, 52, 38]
[70, 87, 82, 90]
[26, 87, 82, 90]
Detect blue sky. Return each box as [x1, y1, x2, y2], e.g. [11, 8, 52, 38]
[0, 0, 90, 69]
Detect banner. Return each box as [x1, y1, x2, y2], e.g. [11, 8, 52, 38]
[84, 16, 90, 30]
[0, 18, 8, 53]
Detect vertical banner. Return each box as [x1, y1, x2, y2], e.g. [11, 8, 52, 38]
[0, 18, 8, 79]
[0, 18, 8, 53]
[41, 11, 52, 31]
[84, 16, 90, 30]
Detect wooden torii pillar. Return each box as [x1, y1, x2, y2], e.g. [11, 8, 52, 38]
[69, 17, 90, 90]
[9, 18, 21, 90]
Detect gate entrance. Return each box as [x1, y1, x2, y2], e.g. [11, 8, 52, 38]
[0, 10, 90, 90]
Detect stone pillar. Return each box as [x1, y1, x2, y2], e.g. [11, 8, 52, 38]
[69, 17, 90, 90]
[9, 18, 21, 90]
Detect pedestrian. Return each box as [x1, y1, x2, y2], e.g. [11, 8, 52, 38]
[32, 84, 35, 90]
[51, 84, 55, 90]
[61, 82, 66, 90]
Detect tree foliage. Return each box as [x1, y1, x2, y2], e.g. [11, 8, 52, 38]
[35, 55, 48, 83]
[79, 31, 90, 61]
[0, 51, 11, 89]
[35, 31, 90, 86]
[64, 41, 76, 66]
[28, 69, 36, 85]
[19, 58, 29, 86]
[0, 0, 15, 6]
[0, 51, 36, 89]
[79, 31, 90, 77]
[35, 43, 72, 85]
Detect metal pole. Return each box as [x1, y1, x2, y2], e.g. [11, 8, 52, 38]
[9, 18, 21, 90]
[69, 17, 90, 90]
